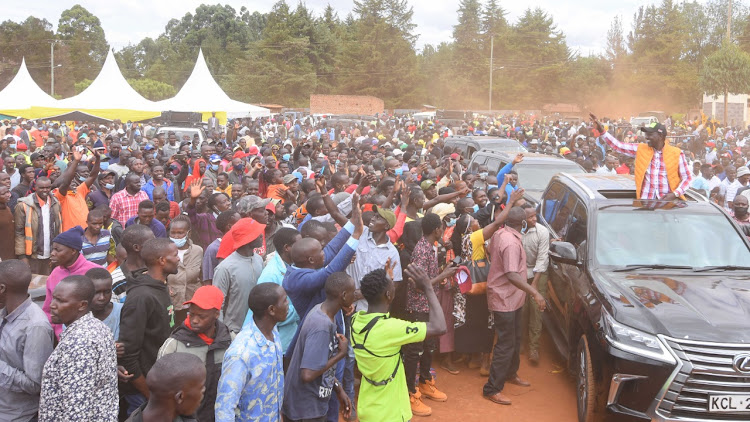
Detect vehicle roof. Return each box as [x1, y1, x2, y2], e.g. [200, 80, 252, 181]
[555, 173, 721, 213]
[157, 126, 203, 131]
[473, 150, 573, 163]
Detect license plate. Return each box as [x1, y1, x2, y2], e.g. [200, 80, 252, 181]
[709, 395, 750, 413]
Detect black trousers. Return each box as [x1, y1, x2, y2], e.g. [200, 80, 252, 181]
[483, 308, 522, 396]
[401, 311, 435, 394]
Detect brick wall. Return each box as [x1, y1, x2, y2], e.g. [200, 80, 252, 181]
[309, 94, 384, 116]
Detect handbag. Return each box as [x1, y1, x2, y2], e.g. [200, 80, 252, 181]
[466, 258, 489, 295]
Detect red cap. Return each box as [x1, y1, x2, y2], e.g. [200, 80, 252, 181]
[233, 151, 249, 159]
[17, 143, 28, 151]
[265, 202, 276, 214]
[217, 218, 266, 259]
[184, 285, 224, 310]
[450, 153, 459, 160]
[248, 145, 259, 155]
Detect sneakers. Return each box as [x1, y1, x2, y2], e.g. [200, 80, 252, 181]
[528, 349, 540, 365]
[410, 390, 432, 416]
[419, 379, 448, 402]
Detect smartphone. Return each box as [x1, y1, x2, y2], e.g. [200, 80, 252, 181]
[174, 153, 186, 161]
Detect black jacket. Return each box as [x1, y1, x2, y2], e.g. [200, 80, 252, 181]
[118, 269, 173, 384]
[166, 321, 233, 422]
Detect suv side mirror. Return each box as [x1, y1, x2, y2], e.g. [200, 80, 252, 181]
[550, 241, 580, 265]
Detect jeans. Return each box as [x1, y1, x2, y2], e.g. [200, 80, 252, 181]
[483, 308, 522, 396]
[124, 393, 147, 416]
[522, 273, 548, 352]
[401, 311, 434, 394]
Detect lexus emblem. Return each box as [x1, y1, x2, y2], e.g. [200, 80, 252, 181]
[733, 354, 750, 374]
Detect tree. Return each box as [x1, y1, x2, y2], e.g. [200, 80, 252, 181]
[606, 16, 626, 62]
[452, 0, 484, 105]
[0, 17, 55, 92]
[74, 78, 92, 94]
[57, 5, 108, 84]
[127, 78, 177, 101]
[700, 40, 750, 124]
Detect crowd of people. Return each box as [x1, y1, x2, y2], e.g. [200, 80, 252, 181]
[0, 110, 741, 421]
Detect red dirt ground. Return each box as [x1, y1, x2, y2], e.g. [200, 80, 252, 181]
[412, 332, 578, 422]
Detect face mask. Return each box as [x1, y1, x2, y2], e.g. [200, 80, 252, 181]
[520, 220, 529, 234]
[97, 132, 102, 136]
[234, 164, 245, 172]
[9, 144, 16, 150]
[211, 164, 219, 171]
[335, 159, 340, 166]
[472, 204, 480, 213]
[735, 206, 748, 217]
[171, 236, 187, 248]
[104, 183, 115, 190]
[479, 172, 488, 178]
[394, 168, 403, 176]
[78, 175, 86, 182]
[446, 217, 457, 227]
[282, 153, 290, 161]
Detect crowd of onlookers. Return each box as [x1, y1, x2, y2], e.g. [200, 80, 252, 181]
[0, 111, 746, 421]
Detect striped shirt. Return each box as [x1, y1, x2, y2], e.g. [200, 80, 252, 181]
[81, 229, 111, 265]
[109, 263, 128, 303]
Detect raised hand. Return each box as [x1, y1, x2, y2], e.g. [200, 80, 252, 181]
[509, 188, 525, 205]
[513, 153, 524, 165]
[315, 176, 326, 193]
[404, 263, 431, 292]
[385, 257, 395, 280]
[189, 179, 205, 199]
[589, 113, 604, 133]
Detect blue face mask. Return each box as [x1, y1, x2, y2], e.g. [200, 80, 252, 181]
[234, 164, 245, 172]
[211, 164, 219, 172]
[446, 217, 457, 227]
[473, 204, 480, 213]
[104, 183, 115, 190]
[394, 168, 403, 176]
[520, 220, 529, 234]
[171, 236, 187, 248]
[78, 175, 86, 182]
[335, 159, 340, 166]
[282, 153, 290, 161]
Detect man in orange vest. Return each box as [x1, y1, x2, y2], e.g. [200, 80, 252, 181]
[592, 114, 691, 200]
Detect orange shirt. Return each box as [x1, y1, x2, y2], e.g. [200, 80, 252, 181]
[54, 183, 90, 231]
[266, 183, 287, 200]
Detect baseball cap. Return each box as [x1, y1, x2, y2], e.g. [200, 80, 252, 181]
[421, 180, 436, 191]
[17, 143, 28, 151]
[283, 174, 297, 184]
[431, 203, 455, 220]
[450, 153, 460, 160]
[217, 218, 266, 259]
[738, 166, 750, 178]
[183, 285, 224, 310]
[640, 122, 667, 136]
[209, 154, 221, 163]
[560, 147, 571, 155]
[372, 204, 396, 229]
[236, 195, 272, 215]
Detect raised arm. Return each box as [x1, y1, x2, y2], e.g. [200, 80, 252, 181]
[316, 176, 348, 227]
[55, 148, 83, 195]
[404, 264, 447, 338]
[482, 188, 525, 239]
[84, 148, 100, 188]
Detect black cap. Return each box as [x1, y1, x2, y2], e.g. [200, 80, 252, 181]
[640, 122, 667, 136]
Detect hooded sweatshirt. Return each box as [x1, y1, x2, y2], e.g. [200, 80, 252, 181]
[118, 269, 174, 387]
[42, 252, 103, 338]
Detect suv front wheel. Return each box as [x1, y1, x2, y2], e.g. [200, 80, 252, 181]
[577, 334, 601, 422]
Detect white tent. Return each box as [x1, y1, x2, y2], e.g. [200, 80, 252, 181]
[54, 49, 160, 113]
[157, 49, 270, 119]
[0, 58, 59, 114]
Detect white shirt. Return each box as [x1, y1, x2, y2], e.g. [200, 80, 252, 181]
[40, 197, 51, 259]
[6, 169, 20, 189]
[596, 166, 617, 175]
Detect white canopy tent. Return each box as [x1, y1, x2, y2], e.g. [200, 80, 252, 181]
[157, 49, 270, 120]
[52, 49, 160, 114]
[0, 58, 59, 115]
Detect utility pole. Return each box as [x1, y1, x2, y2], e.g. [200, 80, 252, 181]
[489, 35, 493, 115]
[727, 0, 732, 41]
[50, 41, 55, 96]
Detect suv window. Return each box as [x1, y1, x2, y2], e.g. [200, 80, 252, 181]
[542, 182, 567, 223]
[566, 201, 588, 248]
[486, 157, 503, 177]
[545, 186, 578, 239]
[470, 155, 487, 172]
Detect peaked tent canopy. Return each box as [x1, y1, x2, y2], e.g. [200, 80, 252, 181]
[0, 58, 59, 117]
[32, 49, 161, 122]
[157, 49, 270, 121]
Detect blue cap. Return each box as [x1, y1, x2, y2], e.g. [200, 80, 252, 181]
[209, 154, 221, 163]
[292, 171, 303, 183]
[143, 144, 154, 151]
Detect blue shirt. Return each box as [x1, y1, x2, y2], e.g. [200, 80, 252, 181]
[125, 216, 168, 238]
[691, 175, 710, 192]
[247, 253, 300, 353]
[215, 317, 284, 422]
[141, 179, 175, 202]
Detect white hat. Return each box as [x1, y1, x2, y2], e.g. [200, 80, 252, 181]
[737, 166, 750, 178]
[393, 149, 404, 156]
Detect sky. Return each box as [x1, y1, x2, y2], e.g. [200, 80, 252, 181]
[1, 0, 693, 55]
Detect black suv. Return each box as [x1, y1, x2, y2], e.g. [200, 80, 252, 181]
[445, 135, 527, 157]
[538, 173, 750, 422]
[467, 149, 585, 205]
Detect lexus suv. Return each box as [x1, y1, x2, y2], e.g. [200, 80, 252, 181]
[538, 173, 750, 422]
